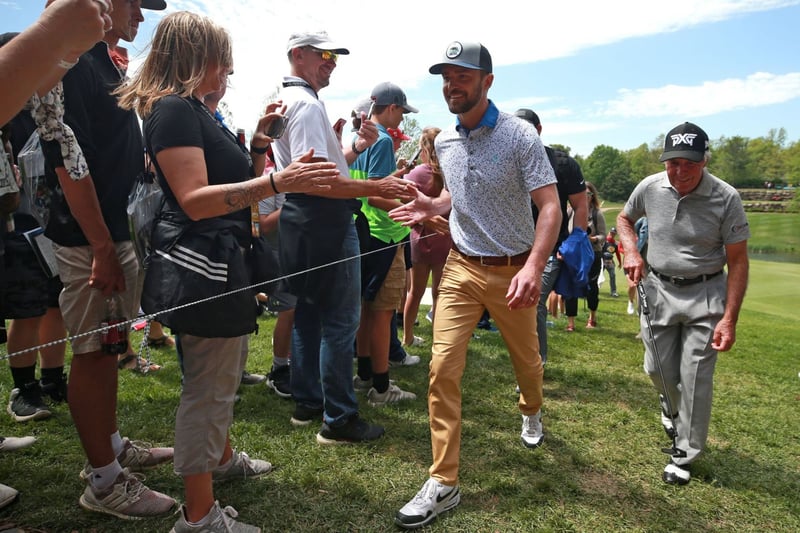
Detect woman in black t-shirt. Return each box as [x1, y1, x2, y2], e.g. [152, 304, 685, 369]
[116, 11, 339, 531]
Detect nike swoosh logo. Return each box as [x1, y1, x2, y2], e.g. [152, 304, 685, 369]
[436, 487, 458, 503]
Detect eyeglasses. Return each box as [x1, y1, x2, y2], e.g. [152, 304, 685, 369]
[308, 47, 338, 63]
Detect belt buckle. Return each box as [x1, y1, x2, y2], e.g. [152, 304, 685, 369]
[670, 275, 686, 285]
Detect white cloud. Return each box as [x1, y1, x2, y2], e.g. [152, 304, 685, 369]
[601, 72, 800, 118]
[131, 0, 800, 137]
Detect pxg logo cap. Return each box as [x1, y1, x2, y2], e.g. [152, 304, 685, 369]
[660, 122, 709, 163]
[429, 41, 492, 74]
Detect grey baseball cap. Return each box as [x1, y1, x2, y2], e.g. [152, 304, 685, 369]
[286, 31, 350, 54]
[370, 82, 418, 113]
[429, 41, 492, 74]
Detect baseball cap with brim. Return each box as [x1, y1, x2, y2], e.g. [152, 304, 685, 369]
[370, 81, 418, 113]
[388, 128, 411, 141]
[429, 41, 492, 74]
[141, 0, 167, 10]
[286, 31, 350, 54]
[659, 122, 709, 162]
[515, 108, 540, 127]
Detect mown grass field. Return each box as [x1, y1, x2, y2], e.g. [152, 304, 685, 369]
[0, 226, 798, 532]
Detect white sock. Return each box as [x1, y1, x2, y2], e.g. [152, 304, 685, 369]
[90, 461, 123, 491]
[110, 431, 124, 457]
[272, 357, 289, 368]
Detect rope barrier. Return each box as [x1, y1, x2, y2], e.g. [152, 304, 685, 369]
[0, 231, 439, 362]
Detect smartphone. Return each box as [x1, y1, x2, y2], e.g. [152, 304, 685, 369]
[351, 109, 362, 132]
[407, 148, 422, 170]
[267, 116, 288, 139]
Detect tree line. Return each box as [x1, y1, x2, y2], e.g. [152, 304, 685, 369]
[397, 117, 800, 205]
[562, 128, 800, 202]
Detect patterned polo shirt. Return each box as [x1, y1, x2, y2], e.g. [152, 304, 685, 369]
[436, 101, 556, 257]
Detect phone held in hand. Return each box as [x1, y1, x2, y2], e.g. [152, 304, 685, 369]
[267, 116, 288, 139]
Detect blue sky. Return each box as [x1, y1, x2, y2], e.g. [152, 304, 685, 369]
[2, 0, 799, 157]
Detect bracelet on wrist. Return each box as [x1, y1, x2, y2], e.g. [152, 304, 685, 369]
[250, 144, 269, 155]
[269, 171, 279, 194]
[351, 139, 366, 155]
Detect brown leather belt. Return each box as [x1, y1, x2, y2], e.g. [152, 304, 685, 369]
[452, 244, 530, 266]
[650, 267, 723, 287]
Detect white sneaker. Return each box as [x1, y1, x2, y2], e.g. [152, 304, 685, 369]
[0, 435, 36, 452]
[79, 468, 177, 519]
[521, 411, 544, 448]
[425, 310, 433, 323]
[663, 461, 691, 485]
[627, 301, 636, 315]
[171, 501, 261, 532]
[389, 354, 421, 367]
[353, 375, 372, 392]
[395, 477, 460, 529]
[212, 450, 272, 483]
[0, 483, 18, 510]
[404, 336, 425, 348]
[367, 384, 416, 407]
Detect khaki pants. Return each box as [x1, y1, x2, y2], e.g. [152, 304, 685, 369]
[174, 334, 248, 476]
[429, 250, 543, 485]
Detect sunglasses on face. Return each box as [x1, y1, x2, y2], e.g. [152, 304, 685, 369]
[308, 47, 338, 63]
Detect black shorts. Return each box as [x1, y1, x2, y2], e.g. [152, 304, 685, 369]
[2, 232, 62, 319]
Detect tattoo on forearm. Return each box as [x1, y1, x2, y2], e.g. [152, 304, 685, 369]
[222, 182, 270, 213]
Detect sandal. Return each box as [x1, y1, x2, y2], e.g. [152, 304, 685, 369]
[586, 319, 597, 329]
[565, 325, 575, 332]
[146, 335, 175, 348]
[118, 354, 162, 373]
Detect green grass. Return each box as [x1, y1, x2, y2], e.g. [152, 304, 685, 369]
[746, 212, 800, 257]
[600, 207, 800, 263]
[1, 258, 799, 532]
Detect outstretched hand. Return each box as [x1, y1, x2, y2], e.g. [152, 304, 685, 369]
[273, 149, 339, 193]
[389, 188, 435, 226]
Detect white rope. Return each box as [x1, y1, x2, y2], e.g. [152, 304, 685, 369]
[0, 232, 438, 362]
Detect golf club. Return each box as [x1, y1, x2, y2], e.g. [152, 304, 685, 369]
[636, 280, 687, 459]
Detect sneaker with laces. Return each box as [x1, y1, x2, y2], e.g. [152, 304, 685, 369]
[0, 483, 19, 510]
[212, 450, 272, 483]
[367, 384, 417, 407]
[353, 375, 372, 392]
[395, 477, 460, 529]
[240, 371, 266, 386]
[78, 468, 176, 519]
[0, 435, 36, 452]
[663, 460, 691, 485]
[80, 438, 174, 480]
[521, 411, 544, 448]
[389, 354, 421, 367]
[403, 336, 425, 348]
[266, 365, 292, 398]
[316, 415, 384, 445]
[40, 373, 68, 403]
[7, 382, 52, 422]
[290, 404, 324, 427]
[171, 501, 261, 533]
